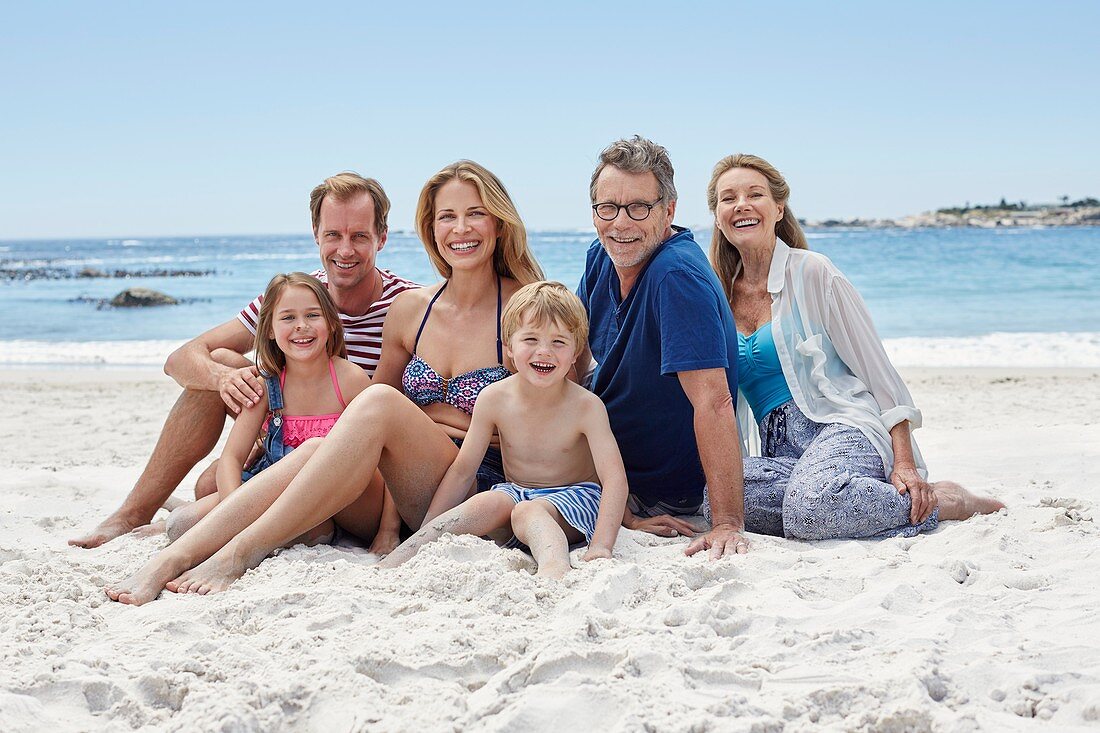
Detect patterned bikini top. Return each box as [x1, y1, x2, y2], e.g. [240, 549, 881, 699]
[401, 276, 511, 416]
[265, 359, 348, 447]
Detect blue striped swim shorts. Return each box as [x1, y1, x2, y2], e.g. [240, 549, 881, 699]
[490, 481, 603, 543]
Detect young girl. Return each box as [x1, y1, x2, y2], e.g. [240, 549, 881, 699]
[163, 272, 372, 542]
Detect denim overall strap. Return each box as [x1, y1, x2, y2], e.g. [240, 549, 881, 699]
[262, 372, 289, 461]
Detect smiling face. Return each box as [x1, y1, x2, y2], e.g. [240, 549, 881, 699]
[713, 167, 784, 250]
[505, 314, 579, 388]
[591, 166, 676, 274]
[315, 192, 386, 293]
[268, 284, 332, 364]
[432, 179, 499, 274]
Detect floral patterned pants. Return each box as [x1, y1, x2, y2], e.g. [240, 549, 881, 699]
[705, 400, 938, 540]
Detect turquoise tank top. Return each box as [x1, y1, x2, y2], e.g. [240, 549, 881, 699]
[738, 322, 794, 421]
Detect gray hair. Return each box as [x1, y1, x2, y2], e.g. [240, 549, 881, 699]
[589, 135, 677, 204]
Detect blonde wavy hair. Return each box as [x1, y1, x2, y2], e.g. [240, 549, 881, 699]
[254, 273, 346, 377]
[707, 154, 808, 303]
[501, 281, 589, 349]
[415, 160, 544, 285]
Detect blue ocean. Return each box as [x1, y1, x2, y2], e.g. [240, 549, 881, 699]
[2, 227, 1098, 367]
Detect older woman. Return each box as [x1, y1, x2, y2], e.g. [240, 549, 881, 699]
[108, 161, 544, 603]
[703, 154, 1002, 539]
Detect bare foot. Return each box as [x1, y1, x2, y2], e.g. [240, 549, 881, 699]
[69, 510, 146, 549]
[104, 551, 192, 605]
[130, 520, 167, 538]
[166, 541, 265, 596]
[935, 481, 1006, 521]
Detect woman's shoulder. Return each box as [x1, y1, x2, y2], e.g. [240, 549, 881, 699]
[787, 246, 846, 283]
[332, 356, 369, 384]
[395, 281, 443, 305]
[387, 284, 441, 323]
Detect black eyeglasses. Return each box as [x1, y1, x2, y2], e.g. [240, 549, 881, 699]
[592, 198, 664, 222]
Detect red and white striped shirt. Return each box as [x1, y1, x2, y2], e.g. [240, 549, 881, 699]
[237, 269, 420, 378]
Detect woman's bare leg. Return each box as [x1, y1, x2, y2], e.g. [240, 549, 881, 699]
[378, 492, 516, 569]
[332, 470, 387, 542]
[154, 385, 461, 595]
[103, 439, 325, 605]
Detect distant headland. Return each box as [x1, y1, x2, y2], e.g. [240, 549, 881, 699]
[806, 197, 1100, 229]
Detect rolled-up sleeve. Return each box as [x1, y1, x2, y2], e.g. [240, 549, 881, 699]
[823, 275, 922, 431]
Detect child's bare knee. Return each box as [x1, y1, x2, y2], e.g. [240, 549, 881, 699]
[165, 506, 199, 542]
[510, 501, 542, 526]
[194, 461, 219, 500]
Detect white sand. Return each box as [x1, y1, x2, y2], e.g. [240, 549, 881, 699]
[1, 367, 1099, 731]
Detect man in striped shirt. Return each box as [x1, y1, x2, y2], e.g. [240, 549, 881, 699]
[70, 173, 419, 549]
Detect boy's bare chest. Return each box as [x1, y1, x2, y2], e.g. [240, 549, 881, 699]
[498, 412, 583, 463]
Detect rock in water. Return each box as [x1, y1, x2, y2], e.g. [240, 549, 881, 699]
[109, 287, 179, 307]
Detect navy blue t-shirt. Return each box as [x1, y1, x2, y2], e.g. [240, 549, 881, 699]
[577, 227, 739, 509]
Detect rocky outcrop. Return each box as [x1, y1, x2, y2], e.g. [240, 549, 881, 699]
[1, 266, 215, 282]
[108, 288, 179, 307]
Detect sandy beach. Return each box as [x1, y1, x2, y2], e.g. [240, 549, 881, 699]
[1, 367, 1098, 732]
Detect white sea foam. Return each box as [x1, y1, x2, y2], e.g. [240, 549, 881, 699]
[0, 340, 185, 366]
[225, 252, 318, 262]
[3, 333, 1099, 368]
[884, 332, 1100, 368]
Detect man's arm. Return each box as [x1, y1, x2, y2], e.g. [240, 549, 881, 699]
[677, 367, 749, 559]
[164, 318, 262, 414]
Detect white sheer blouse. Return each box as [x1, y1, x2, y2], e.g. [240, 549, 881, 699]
[735, 240, 927, 477]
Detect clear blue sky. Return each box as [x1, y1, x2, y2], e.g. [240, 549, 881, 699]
[2, 1, 1097, 238]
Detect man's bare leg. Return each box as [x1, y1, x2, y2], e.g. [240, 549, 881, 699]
[378, 492, 515, 569]
[70, 352, 250, 549]
[156, 385, 459, 595]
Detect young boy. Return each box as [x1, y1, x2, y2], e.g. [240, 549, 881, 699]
[378, 281, 629, 579]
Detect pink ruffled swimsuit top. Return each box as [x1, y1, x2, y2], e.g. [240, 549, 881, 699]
[265, 359, 348, 447]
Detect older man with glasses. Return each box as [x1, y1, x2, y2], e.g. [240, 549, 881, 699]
[578, 136, 748, 558]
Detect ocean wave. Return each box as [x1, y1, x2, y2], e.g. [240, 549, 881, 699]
[4, 333, 1100, 368]
[884, 332, 1100, 367]
[225, 252, 317, 262]
[0, 340, 185, 366]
